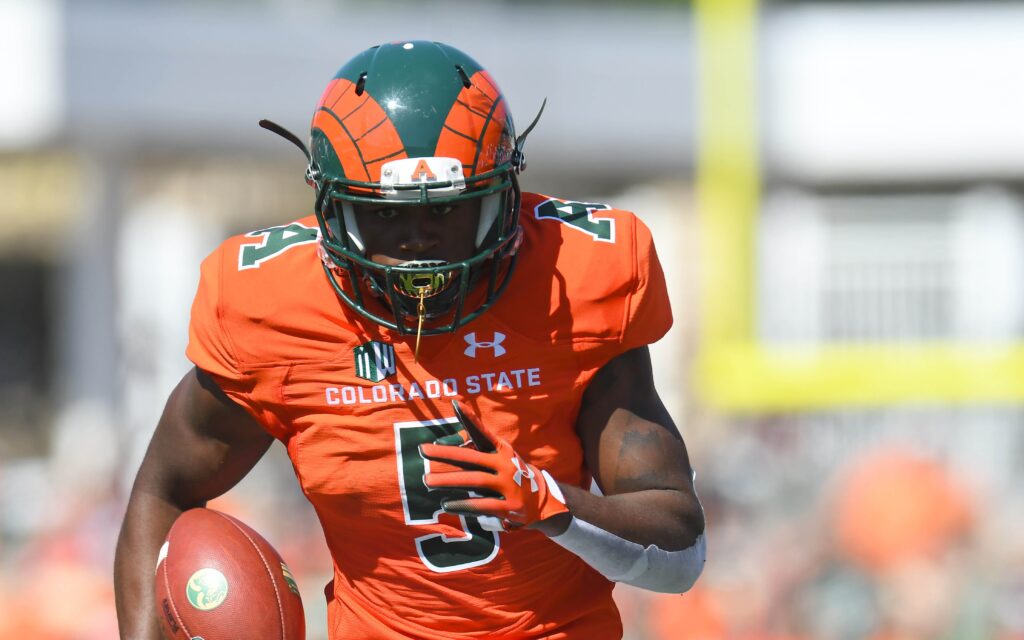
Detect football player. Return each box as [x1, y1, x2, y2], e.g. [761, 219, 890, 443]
[115, 41, 705, 639]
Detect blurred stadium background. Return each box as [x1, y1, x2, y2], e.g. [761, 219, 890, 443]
[2, 0, 1023, 637]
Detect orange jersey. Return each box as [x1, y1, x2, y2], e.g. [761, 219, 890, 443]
[186, 192, 672, 639]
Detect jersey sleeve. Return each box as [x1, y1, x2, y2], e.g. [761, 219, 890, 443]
[620, 215, 673, 350]
[185, 245, 288, 440]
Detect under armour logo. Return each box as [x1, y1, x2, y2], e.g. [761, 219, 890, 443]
[511, 456, 538, 493]
[464, 332, 506, 358]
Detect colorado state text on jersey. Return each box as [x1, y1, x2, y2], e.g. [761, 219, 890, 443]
[325, 368, 542, 406]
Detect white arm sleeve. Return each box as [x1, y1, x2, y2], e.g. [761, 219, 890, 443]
[549, 516, 706, 593]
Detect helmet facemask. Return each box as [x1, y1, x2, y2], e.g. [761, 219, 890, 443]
[316, 162, 523, 336]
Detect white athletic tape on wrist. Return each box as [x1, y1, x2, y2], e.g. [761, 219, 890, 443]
[550, 516, 706, 593]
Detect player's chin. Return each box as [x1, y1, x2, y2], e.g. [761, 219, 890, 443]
[369, 253, 467, 266]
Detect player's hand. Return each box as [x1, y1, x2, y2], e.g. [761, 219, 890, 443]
[419, 401, 569, 531]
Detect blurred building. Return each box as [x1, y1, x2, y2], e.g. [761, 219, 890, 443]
[0, 0, 693, 462]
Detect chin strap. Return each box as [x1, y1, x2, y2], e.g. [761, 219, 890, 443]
[414, 288, 427, 361]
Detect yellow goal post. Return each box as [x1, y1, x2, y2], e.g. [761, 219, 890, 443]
[694, 0, 1024, 411]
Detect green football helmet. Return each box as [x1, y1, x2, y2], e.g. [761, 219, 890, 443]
[262, 41, 543, 335]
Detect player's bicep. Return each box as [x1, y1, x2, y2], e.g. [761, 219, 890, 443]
[577, 347, 693, 497]
[134, 367, 272, 507]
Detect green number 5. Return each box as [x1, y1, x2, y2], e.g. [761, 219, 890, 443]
[394, 418, 500, 573]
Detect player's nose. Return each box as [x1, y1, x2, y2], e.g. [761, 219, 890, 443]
[399, 234, 439, 255]
[398, 212, 442, 255]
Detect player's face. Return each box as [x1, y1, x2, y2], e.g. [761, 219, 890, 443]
[354, 200, 482, 266]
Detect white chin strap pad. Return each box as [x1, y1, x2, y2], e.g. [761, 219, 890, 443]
[476, 193, 502, 248]
[341, 202, 365, 253]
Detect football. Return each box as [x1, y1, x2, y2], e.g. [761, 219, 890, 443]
[154, 508, 305, 640]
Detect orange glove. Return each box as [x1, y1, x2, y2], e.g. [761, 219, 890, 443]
[419, 401, 569, 531]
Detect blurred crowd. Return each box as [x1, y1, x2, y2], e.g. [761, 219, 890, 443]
[615, 415, 1024, 640]
[1, 409, 1022, 639]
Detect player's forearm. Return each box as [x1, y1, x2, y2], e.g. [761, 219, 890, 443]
[114, 488, 192, 640]
[540, 483, 703, 550]
[536, 483, 706, 593]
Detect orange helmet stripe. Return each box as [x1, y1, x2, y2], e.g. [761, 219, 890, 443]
[312, 78, 408, 183]
[436, 70, 509, 177]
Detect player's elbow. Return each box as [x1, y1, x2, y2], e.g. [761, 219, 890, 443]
[626, 532, 707, 594]
[672, 502, 706, 549]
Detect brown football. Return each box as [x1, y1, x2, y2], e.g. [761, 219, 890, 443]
[154, 508, 305, 640]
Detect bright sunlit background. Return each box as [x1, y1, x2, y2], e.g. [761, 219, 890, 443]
[1, 0, 1023, 638]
